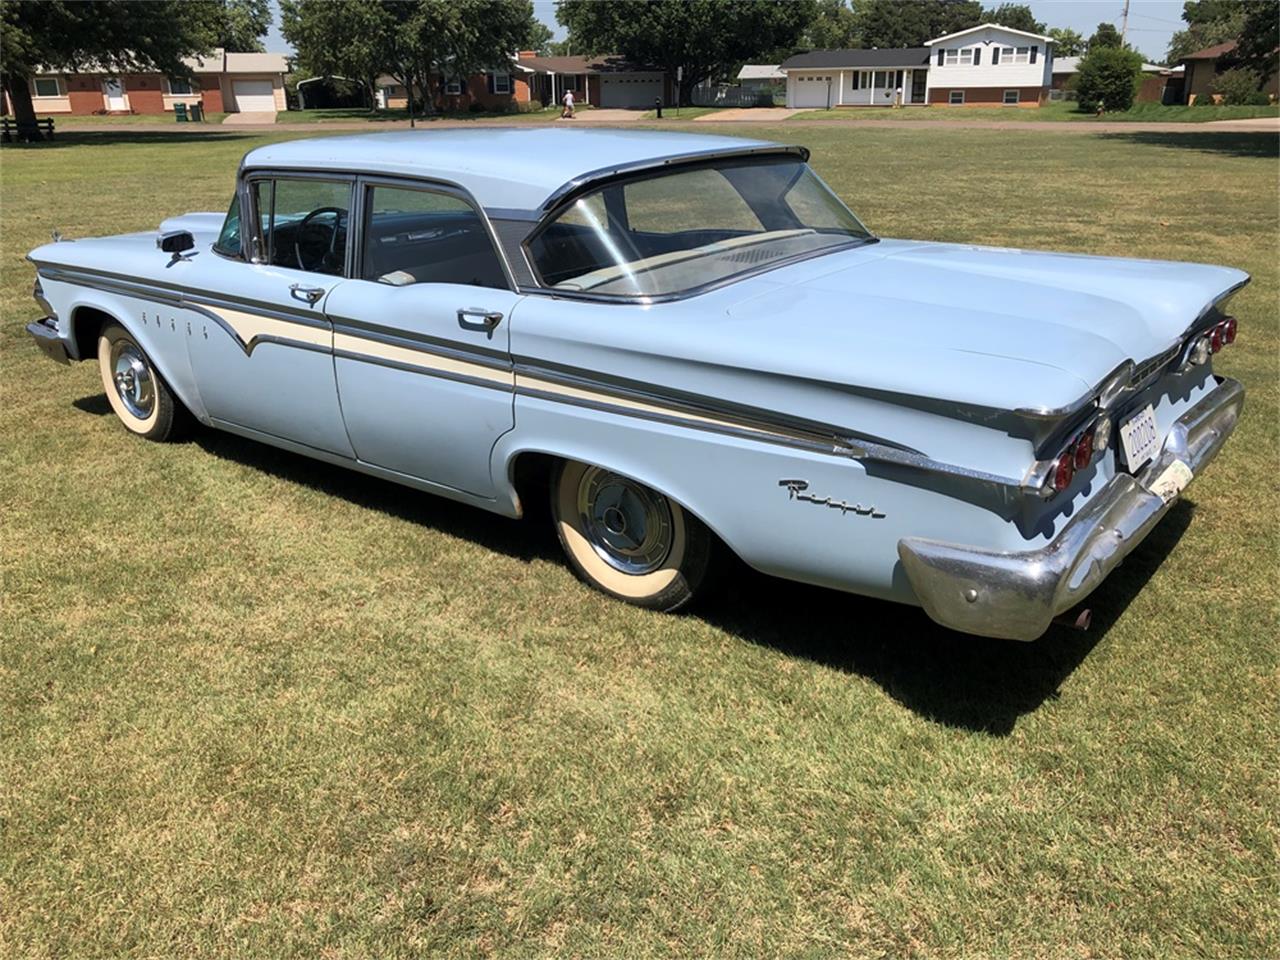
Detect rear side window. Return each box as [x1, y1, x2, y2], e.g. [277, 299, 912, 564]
[213, 192, 242, 258]
[361, 184, 507, 289]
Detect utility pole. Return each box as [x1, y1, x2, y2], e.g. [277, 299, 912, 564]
[1120, 0, 1130, 44]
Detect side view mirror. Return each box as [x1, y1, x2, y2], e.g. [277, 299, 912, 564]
[157, 230, 195, 254]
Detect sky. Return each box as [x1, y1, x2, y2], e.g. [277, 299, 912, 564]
[264, 0, 1189, 65]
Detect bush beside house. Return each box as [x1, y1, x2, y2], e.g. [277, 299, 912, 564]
[1075, 46, 1143, 112]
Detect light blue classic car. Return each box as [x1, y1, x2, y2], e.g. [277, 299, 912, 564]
[26, 129, 1246, 639]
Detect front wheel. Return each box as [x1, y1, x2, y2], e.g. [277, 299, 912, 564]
[552, 460, 713, 611]
[97, 323, 187, 441]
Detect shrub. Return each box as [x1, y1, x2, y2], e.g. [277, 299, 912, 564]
[468, 101, 487, 113]
[514, 100, 543, 113]
[1075, 46, 1144, 112]
[1211, 68, 1265, 105]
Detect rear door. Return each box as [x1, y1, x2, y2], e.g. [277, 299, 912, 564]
[324, 178, 521, 497]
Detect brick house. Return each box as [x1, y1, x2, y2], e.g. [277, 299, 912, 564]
[3, 49, 289, 116]
[1179, 41, 1280, 104]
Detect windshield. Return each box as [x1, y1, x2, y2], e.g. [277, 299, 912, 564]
[526, 157, 872, 298]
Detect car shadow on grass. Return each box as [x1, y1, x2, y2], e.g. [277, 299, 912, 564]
[75, 393, 1194, 735]
[696, 500, 1195, 735]
[2, 130, 263, 149]
[1099, 131, 1280, 159]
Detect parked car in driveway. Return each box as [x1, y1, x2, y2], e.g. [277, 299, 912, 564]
[25, 129, 1247, 639]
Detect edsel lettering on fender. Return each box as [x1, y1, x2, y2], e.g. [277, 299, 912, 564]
[24, 128, 1247, 639]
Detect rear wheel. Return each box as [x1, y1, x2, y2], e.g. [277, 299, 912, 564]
[97, 323, 186, 441]
[552, 460, 712, 611]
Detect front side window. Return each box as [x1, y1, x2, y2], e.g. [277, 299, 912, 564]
[252, 177, 351, 275]
[361, 184, 506, 289]
[33, 77, 60, 98]
[214, 192, 242, 257]
[527, 157, 872, 299]
[168, 76, 194, 95]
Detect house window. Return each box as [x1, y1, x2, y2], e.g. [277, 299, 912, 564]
[444, 78, 462, 95]
[491, 72, 511, 95]
[943, 48, 975, 66]
[167, 77, 194, 96]
[949, 90, 965, 105]
[566, 74, 582, 92]
[1003, 89, 1020, 105]
[33, 77, 61, 98]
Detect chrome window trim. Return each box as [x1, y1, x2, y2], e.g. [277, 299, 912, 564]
[240, 170, 357, 277]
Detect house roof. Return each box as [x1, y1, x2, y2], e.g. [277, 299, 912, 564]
[1180, 40, 1237, 61]
[781, 48, 930, 70]
[515, 54, 658, 75]
[1052, 56, 1182, 75]
[737, 64, 786, 81]
[241, 129, 793, 212]
[35, 49, 289, 76]
[924, 22, 1055, 46]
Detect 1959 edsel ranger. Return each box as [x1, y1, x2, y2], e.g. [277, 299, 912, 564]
[26, 129, 1247, 640]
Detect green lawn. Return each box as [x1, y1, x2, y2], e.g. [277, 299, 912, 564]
[1, 125, 1277, 958]
[792, 99, 1280, 122]
[283, 105, 582, 124]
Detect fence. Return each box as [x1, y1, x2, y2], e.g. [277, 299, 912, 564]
[691, 85, 780, 108]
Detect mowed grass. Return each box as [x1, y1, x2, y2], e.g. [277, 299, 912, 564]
[1, 125, 1276, 958]
[792, 99, 1280, 122]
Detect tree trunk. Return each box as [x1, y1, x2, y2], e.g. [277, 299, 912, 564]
[1, 72, 44, 141]
[678, 78, 696, 108]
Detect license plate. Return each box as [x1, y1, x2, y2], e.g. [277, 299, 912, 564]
[1120, 404, 1161, 469]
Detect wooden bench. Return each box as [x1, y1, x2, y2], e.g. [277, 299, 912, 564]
[1, 117, 55, 142]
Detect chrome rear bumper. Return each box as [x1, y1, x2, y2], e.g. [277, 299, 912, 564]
[898, 377, 1244, 641]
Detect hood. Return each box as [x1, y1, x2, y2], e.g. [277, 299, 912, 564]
[721, 238, 1248, 416]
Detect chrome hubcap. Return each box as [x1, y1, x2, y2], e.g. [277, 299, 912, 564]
[577, 467, 674, 575]
[110, 342, 154, 420]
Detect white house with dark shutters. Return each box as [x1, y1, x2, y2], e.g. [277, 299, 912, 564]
[782, 22, 1054, 109]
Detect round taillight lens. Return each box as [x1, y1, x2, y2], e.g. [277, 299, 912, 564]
[1210, 327, 1223, 353]
[1073, 431, 1094, 469]
[1053, 451, 1075, 492]
[1222, 317, 1237, 345]
[1094, 413, 1112, 452]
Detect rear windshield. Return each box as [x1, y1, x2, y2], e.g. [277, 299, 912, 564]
[526, 157, 872, 298]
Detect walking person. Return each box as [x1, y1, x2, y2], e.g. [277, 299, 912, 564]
[561, 88, 575, 119]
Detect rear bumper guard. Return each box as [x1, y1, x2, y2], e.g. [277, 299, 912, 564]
[898, 376, 1245, 641]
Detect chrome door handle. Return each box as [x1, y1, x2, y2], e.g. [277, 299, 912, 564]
[457, 308, 503, 330]
[290, 284, 325, 305]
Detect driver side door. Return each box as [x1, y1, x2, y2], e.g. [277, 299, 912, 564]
[187, 174, 356, 456]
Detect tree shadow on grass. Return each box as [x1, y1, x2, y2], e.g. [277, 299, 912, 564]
[2, 130, 264, 149]
[1099, 131, 1279, 160]
[74, 392, 1195, 735]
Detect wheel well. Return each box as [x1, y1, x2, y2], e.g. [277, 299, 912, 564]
[70, 306, 116, 361]
[509, 451, 561, 518]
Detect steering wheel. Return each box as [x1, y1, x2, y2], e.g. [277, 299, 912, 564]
[294, 206, 346, 273]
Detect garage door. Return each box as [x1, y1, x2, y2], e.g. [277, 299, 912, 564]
[233, 79, 276, 112]
[791, 75, 834, 109]
[599, 73, 664, 108]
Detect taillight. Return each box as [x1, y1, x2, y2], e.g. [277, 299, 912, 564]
[1053, 451, 1075, 492]
[1222, 317, 1237, 345]
[1210, 326, 1223, 353]
[1073, 430, 1093, 469]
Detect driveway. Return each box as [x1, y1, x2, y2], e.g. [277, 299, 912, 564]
[694, 107, 799, 122]
[222, 111, 277, 126]
[569, 109, 647, 123]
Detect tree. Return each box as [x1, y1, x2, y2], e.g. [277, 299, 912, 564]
[218, 0, 272, 52]
[557, 0, 814, 105]
[526, 19, 554, 56]
[1075, 45, 1143, 111]
[547, 38, 574, 56]
[1166, 0, 1245, 62]
[283, 0, 537, 121]
[852, 0, 982, 50]
[1088, 22, 1124, 50]
[982, 4, 1045, 35]
[1224, 0, 1278, 80]
[1048, 27, 1086, 57]
[0, 0, 222, 140]
[802, 0, 860, 50]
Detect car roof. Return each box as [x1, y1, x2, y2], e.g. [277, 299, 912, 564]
[240, 128, 801, 214]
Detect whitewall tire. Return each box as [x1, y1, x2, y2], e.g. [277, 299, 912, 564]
[552, 460, 713, 611]
[97, 323, 185, 441]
